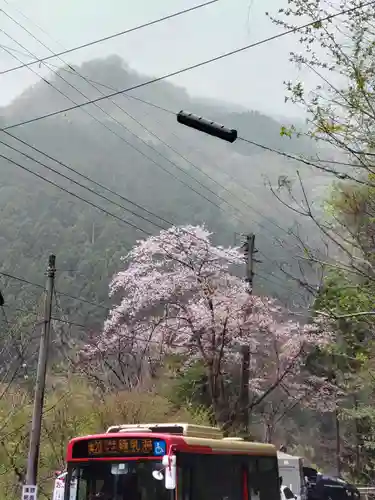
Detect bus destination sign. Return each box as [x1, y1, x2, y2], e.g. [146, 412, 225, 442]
[73, 438, 167, 458]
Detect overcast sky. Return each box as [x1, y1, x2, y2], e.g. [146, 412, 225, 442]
[0, 0, 320, 119]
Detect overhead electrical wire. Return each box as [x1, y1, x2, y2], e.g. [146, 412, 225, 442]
[0, 152, 153, 235]
[0, 0, 220, 75]
[1, 0, 374, 131]
[1, 127, 257, 271]
[0, 53, 310, 275]
[0, 25, 298, 250]
[113, 96, 291, 238]
[0, 8, 263, 225]
[0, 138, 168, 232]
[0, 39, 366, 173]
[0, 269, 111, 311]
[0, 36, 175, 233]
[3, 135, 262, 269]
[0, 7, 332, 279]
[0, 147, 262, 280]
[0, 43, 359, 171]
[0, 30, 247, 227]
[0, 42, 304, 271]
[0, 95, 304, 275]
[0, 41, 343, 233]
[1, 6, 363, 216]
[0, 57, 284, 248]
[0, 270, 44, 289]
[0, 19, 294, 271]
[0, 7, 371, 265]
[0, 261, 299, 320]
[0, 42, 175, 114]
[3, 129, 175, 228]
[236, 136, 371, 186]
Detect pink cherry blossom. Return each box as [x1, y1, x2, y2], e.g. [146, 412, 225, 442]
[83, 225, 334, 424]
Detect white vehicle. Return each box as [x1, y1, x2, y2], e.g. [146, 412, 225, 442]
[280, 481, 297, 500]
[278, 451, 307, 500]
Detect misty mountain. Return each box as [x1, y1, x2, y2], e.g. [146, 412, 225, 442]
[0, 55, 328, 331]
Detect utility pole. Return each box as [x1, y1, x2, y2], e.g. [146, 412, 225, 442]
[177, 112, 254, 436]
[238, 234, 257, 436]
[239, 344, 250, 435]
[330, 359, 341, 478]
[23, 254, 56, 500]
[243, 233, 256, 292]
[335, 405, 341, 477]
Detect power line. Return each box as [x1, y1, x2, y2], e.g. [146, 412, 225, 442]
[1, 129, 304, 290]
[124, 100, 291, 238]
[54, 291, 110, 312]
[0, 268, 112, 311]
[2, 128, 252, 253]
[0, 0, 220, 75]
[0, 271, 44, 289]
[4, 130, 174, 229]
[0, 44, 301, 296]
[0, 42, 175, 115]
[2, 0, 373, 132]
[0, 55, 316, 276]
[1, 40, 361, 174]
[0, 45, 303, 255]
[0, 137, 168, 232]
[1, 11, 360, 241]
[0, 42, 175, 114]
[0, 35, 332, 245]
[0, 11, 277, 227]
[0, 152, 153, 235]
[1, 33, 243, 226]
[1, 43, 359, 171]
[5, 131, 174, 228]
[236, 136, 363, 183]
[1, 43, 303, 242]
[1, 139, 251, 277]
[1, 0, 67, 51]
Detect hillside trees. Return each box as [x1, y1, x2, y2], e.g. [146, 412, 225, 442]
[267, 0, 375, 467]
[83, 225, 333, 431]
[304, 181, 375, 479]
[269, 0, 375, 171]
[268, 0, 375, 281]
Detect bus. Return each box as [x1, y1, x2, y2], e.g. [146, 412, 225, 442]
[63, 422, 281, 500]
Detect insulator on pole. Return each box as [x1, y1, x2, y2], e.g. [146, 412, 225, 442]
[177, 111, 238, 143]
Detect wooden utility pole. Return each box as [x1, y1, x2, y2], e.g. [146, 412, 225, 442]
[244, 233, 255, 291]
[239, 234, 256, 435]
[330, 359, 341, 478]
[239, 344, 250, 434]
[335, 405, 341, 477]
[24, 254, 56, 497]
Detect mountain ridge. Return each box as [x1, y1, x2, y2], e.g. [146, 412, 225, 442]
[0, 55, 325, 332]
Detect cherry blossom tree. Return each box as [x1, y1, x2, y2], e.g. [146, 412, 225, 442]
[84, 225, 334, 428]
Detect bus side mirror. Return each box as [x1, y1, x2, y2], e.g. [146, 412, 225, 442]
[162, 455, 176, 490]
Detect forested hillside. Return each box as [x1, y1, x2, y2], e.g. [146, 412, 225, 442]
[4, 5, 375, 494]
[0, 55, 327, 331]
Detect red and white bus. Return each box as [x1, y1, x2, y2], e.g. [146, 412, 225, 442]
[63, 423, 281, 500]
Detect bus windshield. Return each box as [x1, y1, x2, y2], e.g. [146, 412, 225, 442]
[66, 460, 172, 500]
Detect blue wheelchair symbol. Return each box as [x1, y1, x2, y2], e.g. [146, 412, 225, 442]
[153, 440, 166, 456]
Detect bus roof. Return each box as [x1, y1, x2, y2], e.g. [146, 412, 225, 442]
[105, 423, 224, 439]
[66, 424, 276, 461]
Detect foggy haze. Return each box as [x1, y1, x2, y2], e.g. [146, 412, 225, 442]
[0, 0, 320, 119]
